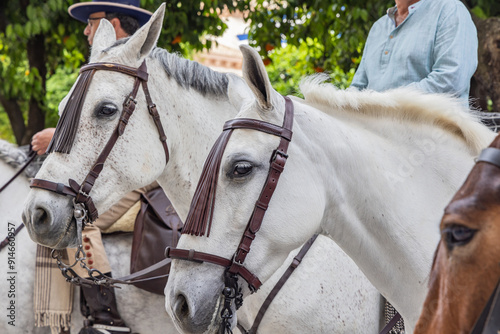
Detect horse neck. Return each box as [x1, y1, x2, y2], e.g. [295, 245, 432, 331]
[295, 104, 477, 326]
[146, 58, 237, 220]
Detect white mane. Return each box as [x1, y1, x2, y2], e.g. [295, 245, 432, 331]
[100, 39, 230, 97]
[299, 74, 493, 154]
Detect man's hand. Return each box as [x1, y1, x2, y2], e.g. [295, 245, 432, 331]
[31, 128, 55, 155]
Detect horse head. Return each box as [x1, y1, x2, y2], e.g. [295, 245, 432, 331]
[22, 5, 168, 249]
[415, 133, 500, 333]
[165, 45, 323, 333]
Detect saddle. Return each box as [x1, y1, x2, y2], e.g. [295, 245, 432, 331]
[130, 187, 183, 295]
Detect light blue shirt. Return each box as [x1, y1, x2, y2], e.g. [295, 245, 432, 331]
[351, 0, 478, 106]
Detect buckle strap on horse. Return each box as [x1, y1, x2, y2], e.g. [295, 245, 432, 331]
[52, 247, 173, 288]
[477, 147, 500, 169]
[237, 234, 319, 334]
[228, 97, 294, 275]
[178, 96, 294, 294]
[30, 60, 169, 224]
[166, 247, 262, 291]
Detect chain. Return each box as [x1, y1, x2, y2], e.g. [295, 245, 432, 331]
[51, 245, 112, 287]
[219, 271, 244, 334]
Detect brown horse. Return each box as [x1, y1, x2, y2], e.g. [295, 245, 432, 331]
[415, 133, 500, 334]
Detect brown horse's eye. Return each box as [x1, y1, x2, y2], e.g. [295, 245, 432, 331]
[442, 225, 476, 250]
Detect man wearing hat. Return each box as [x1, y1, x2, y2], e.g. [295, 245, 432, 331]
[32, 2, 158, 334]
[69, 0, 153, 46]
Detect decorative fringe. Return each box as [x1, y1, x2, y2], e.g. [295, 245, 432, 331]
[48, 69, 96, 154]
[34, 311, 72, 334]
[182, 129, 234, 237]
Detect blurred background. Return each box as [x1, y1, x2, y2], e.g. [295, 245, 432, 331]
[0, 0, 498, 145]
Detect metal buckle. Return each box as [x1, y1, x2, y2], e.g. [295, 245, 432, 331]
[124, 95, 137, 107]
[271, 149, 288, 162]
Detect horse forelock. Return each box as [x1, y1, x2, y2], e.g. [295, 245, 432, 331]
[299, 74, 494, 154]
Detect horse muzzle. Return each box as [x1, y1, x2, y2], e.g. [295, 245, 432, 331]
[22, 192, 79, 249]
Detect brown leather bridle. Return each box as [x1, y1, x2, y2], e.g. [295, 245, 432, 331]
[165, 96, 294, 330]
[468, 147, 500, 334]
[30, 60, 169, 231]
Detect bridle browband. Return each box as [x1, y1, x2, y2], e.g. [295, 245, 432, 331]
[30, 61, 169, 226]
[167, 96, 294, 295]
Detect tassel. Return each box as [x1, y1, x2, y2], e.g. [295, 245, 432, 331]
[182, 129, 234, 237]
[48, 69, 96, 154]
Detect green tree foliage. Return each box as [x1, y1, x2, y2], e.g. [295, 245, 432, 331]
[248, 0, 500, 109]
[0, 0, 249, 144]
[247, 0, 388, 91]
[264, 38, 356, 97]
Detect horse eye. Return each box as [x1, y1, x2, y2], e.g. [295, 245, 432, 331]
[232, 162, 253, 177]
[442, 225, 476, 249]
[96, 103, 118, 117]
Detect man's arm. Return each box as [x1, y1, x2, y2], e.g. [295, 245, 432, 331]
[408, 3, 478, 98]
[350, 49, 369, 90]
[31, 128, 55, 155]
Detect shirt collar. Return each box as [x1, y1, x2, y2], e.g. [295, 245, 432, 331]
[387, 0, 424, 25]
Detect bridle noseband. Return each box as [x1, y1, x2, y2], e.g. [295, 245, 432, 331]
[30, 60, 169, 233]
[166, 96, 294, 331]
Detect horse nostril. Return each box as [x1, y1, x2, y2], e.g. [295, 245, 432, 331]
[32, 207, 50, 232]
[34, 208, 48, 224]
[174, 293, 190, 320]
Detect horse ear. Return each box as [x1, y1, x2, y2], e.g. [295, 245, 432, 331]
[240, 44, 274, 110]
[124, 3, 165, 62]
[90, 19, 117, 61]
[227, 74, 253, 111]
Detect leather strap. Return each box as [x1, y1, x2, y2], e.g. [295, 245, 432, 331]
[176, 96, 294, 291]
[0, 148, 36, 193]
[102, 257, 173, 286]
[80, 62, 148, 81]
[166, 247, 262, 290]
[239, 234, 318, 334]
[379, 312, 402, 334]
[0, 223, 25, 252]
[477, 147, 500, 168]
[30, 60, 169, 223]
[30, 178, 78, 197]
[470, 278, 500, 334]
[141, 79, 169, 163]
[228, 97, 294, 282]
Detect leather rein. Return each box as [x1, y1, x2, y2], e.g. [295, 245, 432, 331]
[28, 60, 170, 285]
[468, 147, 500, 334]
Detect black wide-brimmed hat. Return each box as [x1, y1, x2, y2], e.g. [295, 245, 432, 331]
[68, 0, 153, 27]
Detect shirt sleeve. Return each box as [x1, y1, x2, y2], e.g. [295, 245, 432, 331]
[350, 48, 368, 90]
[407, 2, 478, 97]
[350, 19, 381, 90]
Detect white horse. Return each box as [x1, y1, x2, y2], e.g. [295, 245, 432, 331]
[21, 5, 383, 334]
[0, 139, 176, 333]
[163, 46, 496, 333]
